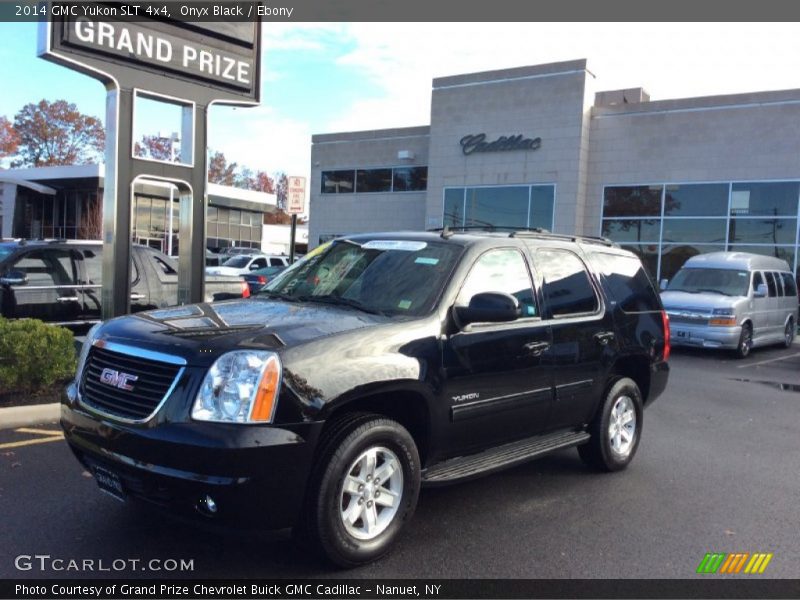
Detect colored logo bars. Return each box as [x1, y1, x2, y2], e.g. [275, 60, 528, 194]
[697, 552, 773, 574]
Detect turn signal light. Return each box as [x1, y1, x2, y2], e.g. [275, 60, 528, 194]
[710, 317, 737, 326]
[241, 280, 250, 298]
[250, 355, 280, 421]
[661, 310, 670, 362]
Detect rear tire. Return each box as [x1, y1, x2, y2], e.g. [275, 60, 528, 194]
[579, 378, 643, 472]
[299, 413, 420, 568]
[735, 323, 753, 359]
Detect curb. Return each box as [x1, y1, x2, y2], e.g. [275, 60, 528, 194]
[0, 403, 60, 430]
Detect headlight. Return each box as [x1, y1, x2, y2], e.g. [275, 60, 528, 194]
[192, 351, 281, 423]
[75, 323, 102, 382]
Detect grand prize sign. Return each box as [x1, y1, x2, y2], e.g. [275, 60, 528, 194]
[39, 5, 262, 317]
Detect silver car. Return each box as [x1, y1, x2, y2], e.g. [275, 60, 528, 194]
[660, 252, 798, 358]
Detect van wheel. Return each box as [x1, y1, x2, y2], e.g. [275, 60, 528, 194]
[578, 377, 643, 472]
[301, 413, 420, 568]
[784, 319, 795, 348]
[735, 323, 753, 358]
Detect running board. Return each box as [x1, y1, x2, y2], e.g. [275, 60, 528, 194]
[422, 430, 590, 485]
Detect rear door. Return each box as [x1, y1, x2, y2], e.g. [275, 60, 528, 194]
[763, 271, 781, 337]
[533, 247, 615, 431]
[751, 271, 770, 337]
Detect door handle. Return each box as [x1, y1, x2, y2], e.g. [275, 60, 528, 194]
[56, 296, 80, 303]
[130, 293, 146, 301]
[594, 331, 615, 346]
[523, 341, 551, 356]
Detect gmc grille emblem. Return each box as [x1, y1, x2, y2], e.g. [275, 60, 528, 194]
[99, 368, 138, 391]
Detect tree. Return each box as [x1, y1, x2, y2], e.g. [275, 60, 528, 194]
[274, 172, 289, 211]
[0, 116, 18, 158]
[207, 150, 237, 185]
[12, 99, 104, 167]
[134, 135, 177, 162]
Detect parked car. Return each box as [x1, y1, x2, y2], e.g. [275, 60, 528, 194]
[62, 230, 669, 567]
[661, 252, 798, 358]
[0, 240, 249, 328]
[242, 265, 287, 295]
[206, 254, 290, 276]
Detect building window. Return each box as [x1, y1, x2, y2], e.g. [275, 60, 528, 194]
[443, 185, 555, 231]
[321, 166, 428, 194]
[322, 170, 355, 194]
[356, 169, 392, 193]
[601, 181, 800, 283]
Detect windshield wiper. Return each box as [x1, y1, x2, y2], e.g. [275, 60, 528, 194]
[697, 288, 731, 296]
[296, 294, 387, 316]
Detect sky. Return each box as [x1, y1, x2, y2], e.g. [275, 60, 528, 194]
[2, 22, 800, 182]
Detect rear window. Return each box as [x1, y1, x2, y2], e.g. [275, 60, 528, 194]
[590, 251, 662, 313]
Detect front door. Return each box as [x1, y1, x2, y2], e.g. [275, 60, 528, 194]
[442, 248, 553, 455]
[2, 248, 81, 323]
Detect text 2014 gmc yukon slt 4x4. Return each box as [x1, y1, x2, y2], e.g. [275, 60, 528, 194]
[61, 230, 670, 567]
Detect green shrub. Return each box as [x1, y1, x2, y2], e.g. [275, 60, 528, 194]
[0, 317, 77, 394]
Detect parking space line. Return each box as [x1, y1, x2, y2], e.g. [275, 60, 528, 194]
[15, 428, 62, 436]
[737, 352, 800, 369]
[0, 436, 63, 450]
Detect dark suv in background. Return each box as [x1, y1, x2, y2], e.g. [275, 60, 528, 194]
[61, 230, 670, 567]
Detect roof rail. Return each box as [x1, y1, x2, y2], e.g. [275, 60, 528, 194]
[426, 226, 618, 247]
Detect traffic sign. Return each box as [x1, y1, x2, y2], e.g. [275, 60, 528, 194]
[287, 176, 306, 215]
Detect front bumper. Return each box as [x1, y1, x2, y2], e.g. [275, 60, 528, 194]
[669, 323, 741, 350]
[61, 389, 323, 530]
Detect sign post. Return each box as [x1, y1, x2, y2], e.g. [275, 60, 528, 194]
[39, 14, 262, 319]
[286, 176, 306, 264]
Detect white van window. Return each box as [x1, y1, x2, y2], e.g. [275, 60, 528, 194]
[764, 272, 778, 297]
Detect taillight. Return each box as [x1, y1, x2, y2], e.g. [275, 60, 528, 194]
[257, 276, 267, 285]
[241, 280, 250, 298]
[661, 310, 670, 361]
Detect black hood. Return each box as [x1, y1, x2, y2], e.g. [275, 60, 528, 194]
[95, 298, 385, 366]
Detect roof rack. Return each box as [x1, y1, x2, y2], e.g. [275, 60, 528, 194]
[427, 226, 617, 247]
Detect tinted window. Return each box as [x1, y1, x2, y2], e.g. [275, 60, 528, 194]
[537, 249, 599, 317]
[251, 258, 268, 269]
[392, 167, 427, 192]
[269, 258, 284, 267]
[603, 186, 662, 217]
[765, 271, 777, 297]
[602, 219, 661, 242]
[456, 249, 536, 317]
[11, 249, 75, 286]
[780, 272, 797, 297]
[590, 252, 661, 312]
[222, 255, 250, 268]
[356, 169, 392, 193]
[321, 170, 355, 194]
[752, 272, 764, 292]
[729, 218, 797, 244]
[662, 219, 727, 244]
[730, 182, 799, 216]
[772, 272, 785, 296]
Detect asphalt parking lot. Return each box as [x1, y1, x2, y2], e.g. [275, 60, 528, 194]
[1, 343, 799, 580]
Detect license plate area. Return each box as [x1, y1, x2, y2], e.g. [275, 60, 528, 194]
[93, 465, 126, 502]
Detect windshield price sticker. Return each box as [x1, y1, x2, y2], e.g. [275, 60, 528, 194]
[362, 240, 427, 252]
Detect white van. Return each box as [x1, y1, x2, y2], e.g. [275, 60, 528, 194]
[660, 252, 798, 358]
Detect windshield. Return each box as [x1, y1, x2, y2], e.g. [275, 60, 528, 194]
[222, 255, 251, 268]
[261, 239, 462, 316]
[666, 268, 750, 297]
[0, 246, 14, 262]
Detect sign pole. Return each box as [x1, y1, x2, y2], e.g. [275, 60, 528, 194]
[289, 214, 297, 263]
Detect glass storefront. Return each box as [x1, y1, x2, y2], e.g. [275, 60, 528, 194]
[443, 185, 555, 230]
[602, 181, 800, 282]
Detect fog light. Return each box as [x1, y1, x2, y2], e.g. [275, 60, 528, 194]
[205, 495, 217, 513]
[197, 495, 218, 516]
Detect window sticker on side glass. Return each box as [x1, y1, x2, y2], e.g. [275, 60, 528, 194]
[362, 240, 427, 251]
[398, 300, 412, 310]
[415, 257, 439, 265]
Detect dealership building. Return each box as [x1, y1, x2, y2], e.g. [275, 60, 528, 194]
[310, 59, 800, 282]
[0, 164, 277, 254]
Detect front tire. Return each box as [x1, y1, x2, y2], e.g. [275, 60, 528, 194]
[735, 323, 753, 359]
[303, 414, 420, 568]
[784, 319, 794, 349]
[579, 378, 643, 472]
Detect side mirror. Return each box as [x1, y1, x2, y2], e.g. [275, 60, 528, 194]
[454, 292, 520, 325]
[659, 279, 669, 291]
[754, 283, 768, 298]
[0, 270, 28, 286]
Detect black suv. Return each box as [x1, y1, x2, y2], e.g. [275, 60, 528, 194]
[61, 230, 670, 567]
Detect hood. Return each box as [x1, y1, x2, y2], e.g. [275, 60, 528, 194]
[660, 290, 742, 312]
[95, 298, 386, 367]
